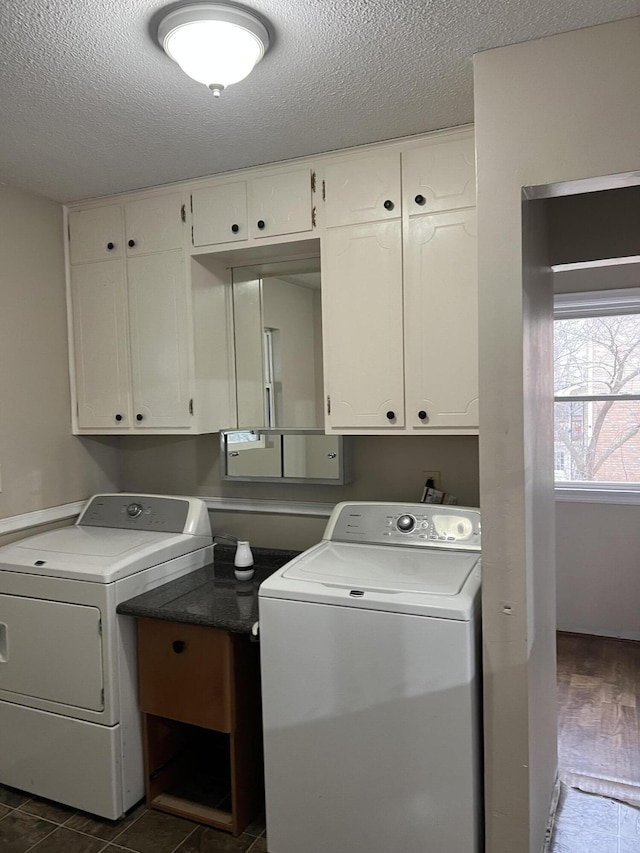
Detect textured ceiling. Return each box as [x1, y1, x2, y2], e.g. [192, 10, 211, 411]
[0, 0, 637, 202]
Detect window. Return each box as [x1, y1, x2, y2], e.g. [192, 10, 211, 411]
[554, 288, 640, 500]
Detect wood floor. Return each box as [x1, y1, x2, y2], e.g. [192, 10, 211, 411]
[557, 632, 640, 788]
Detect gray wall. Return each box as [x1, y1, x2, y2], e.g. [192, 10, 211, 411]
[119, 433, 480, 550]
[474, 16, 640, 853]
[0, 184, 121, 522]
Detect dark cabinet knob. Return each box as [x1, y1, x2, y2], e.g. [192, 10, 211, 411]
[172, 640, 185, 654]
[418, 410, 427, 420]
[257, 219, 265, 230]
[114, 414, 123, 422]
[128, 239, 136, 248]
[136, 414, 143, 422]
[107, 242, 114, 250]
[231, 223, 239, 233]
[386, 410, 395, 420]
[414, 194, 426, 206]
[383, 200, 395, 211]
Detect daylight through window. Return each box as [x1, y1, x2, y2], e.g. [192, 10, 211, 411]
[554, 288, 640, 489]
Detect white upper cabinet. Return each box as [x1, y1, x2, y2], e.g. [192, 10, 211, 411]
[249, 168, 313, 239]
[124, 192, 184, 255]
[68, 204, 123, 264]
[404, 209, 478, 431]
[70, 259, 131, 429]
[322, 221, 404, 429]
[403, 135, 476, 215]
[66, 125, 477, 439]
[191, 181, 247, 247]
[322, 126, 477, 435]
[324, 152, 401, 227]
[127, 251, 192, 429]
[190, 167, 315, 249]
[67, 188, 235, 435]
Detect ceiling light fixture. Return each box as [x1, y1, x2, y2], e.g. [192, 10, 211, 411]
[157, 3, 270, 97]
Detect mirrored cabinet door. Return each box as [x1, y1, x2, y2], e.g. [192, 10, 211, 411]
[232, 258, 323, 430]
[221, 430, 348, 484]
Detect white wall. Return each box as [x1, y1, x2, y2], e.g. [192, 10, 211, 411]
[556, 501, 640, 640]
[474, 16, 640, 853]
[0, 184, 121, 523]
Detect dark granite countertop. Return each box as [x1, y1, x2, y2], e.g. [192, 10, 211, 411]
[116, 545, 300, 634]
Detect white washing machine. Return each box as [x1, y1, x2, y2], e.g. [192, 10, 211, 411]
[0, 493, 212, 819]
[259, 501, 482, 853]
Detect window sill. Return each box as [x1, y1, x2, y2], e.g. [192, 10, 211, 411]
[555, 486, 640, 505]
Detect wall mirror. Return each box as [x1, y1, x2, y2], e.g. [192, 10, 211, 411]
[220, 429, 349, 484]
[231, 257, 323, 429]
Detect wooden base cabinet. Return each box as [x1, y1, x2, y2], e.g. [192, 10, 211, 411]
[136, 618, 263, 836]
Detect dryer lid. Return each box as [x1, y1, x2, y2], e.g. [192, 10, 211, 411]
[0, 527, 211, 583]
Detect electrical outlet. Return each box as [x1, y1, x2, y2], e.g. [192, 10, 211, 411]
[422, 470, 441, 490]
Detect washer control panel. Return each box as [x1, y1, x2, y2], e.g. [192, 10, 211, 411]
[78, 494, 191, 532]
[328, 502, 481, 550]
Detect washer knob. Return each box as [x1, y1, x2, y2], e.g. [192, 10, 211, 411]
[126, 502, 143, 518]
[397, 514, 415, 532]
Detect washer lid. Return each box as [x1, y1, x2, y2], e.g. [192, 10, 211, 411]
[0, 527, 211, 583]
[260, 541, 481, 619]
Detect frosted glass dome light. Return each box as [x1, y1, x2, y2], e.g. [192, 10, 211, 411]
[158, 3, 270, 97]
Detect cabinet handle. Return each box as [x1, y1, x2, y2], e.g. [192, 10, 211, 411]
[231, 223, 239, 233]
[128, 239, 136, 248]
[257, 219, 265, 230]
[386, 410, 395, 420]
[172, 640, 185, 654]
[418, 410, 427, 420]
[114, 413, 123, 422]
[136, 414, 143, 422]
[414, 194, 426, 206]
[107, 242, 114, 250]
[383, 200, 395, 211]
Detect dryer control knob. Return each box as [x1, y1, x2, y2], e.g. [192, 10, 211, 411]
[397, 514, 415, 533]
[126, 502, 143, 518]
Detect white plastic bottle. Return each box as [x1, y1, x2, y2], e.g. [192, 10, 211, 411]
[234, 540, 254, 580]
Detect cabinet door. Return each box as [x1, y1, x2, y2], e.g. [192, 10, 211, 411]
[249, 169, 313, 239]
[68, 205, 123, 265]
[137, 619, 232, 732]
[404, 210, 478, 430]
[403, 134, 475, 216]
[127, 250, 193, 428]
[323, 222, 404, 429]
[70, 259, 131, 429]
[192, 181, 247, 247]
[125, 192, 184, 255]
[324, 152, 401, 227]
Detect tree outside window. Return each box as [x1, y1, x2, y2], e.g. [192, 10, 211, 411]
[554, 295, 640, 486]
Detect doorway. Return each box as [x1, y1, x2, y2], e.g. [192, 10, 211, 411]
[532, 184, 640, 847]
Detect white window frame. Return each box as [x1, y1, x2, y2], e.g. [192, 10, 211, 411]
[554, 287, 640, 505]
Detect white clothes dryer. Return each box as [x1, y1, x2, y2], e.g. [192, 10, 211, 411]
[0, 493, 212, 819]
[259, 501, 482, 853]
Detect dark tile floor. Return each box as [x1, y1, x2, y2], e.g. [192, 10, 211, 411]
[0, 786, 267, 853]
[550, 785, 640, 853]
